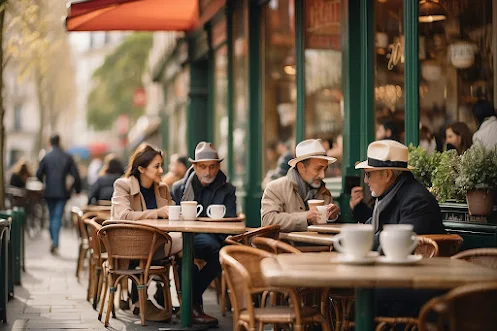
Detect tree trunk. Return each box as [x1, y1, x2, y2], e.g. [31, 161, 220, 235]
[35, 70, 46, 154]
[0, 4, 6, 210]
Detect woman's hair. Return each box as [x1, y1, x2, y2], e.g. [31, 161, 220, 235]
[472, 100, 496, 126]
[447, 122, 473, 154]
[124, 143, 163, 178]
[11, 158, 31, 178]
[99, 153, 124, 176]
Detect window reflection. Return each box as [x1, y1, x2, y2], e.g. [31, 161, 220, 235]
[213, 45, 228, 174]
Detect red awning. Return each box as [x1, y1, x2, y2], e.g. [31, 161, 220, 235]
[66, 0, 199, 32]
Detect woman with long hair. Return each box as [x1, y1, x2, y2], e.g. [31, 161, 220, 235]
[446, 122, 473, 155]
[9, 158, 32, 188]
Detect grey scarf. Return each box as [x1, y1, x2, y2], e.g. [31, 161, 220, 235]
[371, 173, 409, 233]
[287, 168, 320, 209]
[181, 171, 196, 202]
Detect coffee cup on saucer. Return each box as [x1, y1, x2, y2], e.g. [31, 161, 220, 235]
[332, 224, 374, 260]
[181, 201, 203, 220]
[315, 205, 328, 223]
[308, 199, 324, 211]
[169, 205, 181, 221]
[207, 204, 226, 219]
[380, 224, 418, 261]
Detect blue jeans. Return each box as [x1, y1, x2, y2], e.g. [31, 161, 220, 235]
[46, 199, 66, 248]
[193, 233, 223, 304]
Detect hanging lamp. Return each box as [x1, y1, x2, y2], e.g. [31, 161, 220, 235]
[419, 0, 447, 23]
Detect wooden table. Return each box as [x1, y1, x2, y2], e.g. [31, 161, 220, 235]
[279, 232, 334, 246]
[131, 219, 246, 330]
[261, 252, 497, 331]
[308, 223, 346, 234]
[82, 205, 111, 213]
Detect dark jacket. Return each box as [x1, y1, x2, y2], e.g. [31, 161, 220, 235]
[365, 172, 446, 249]
[171, 167, 237, 218]
[352, 201, 373, 223]
[10, 173, 26, 189]
[88, 173, 121, 205]
[36, 147, 81, 200]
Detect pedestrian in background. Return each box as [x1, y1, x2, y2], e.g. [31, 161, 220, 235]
[87, 154, 124, 205]
[36, 134, 81, 254]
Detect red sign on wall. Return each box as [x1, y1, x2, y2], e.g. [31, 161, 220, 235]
[305, 0, 341, 50]
[133, 87, 146, 107]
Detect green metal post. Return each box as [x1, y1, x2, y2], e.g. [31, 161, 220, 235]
[355, 288, 375, 331]
[295, 0, 305, 144]
[180, 233, 194, 328]
[11, 208, 21, 285]
[226, 2, 234, 181]
[0, 219, 8, 322]
[404, 0, 420, 146]
[0, 212, 13, 299]
[341, 0, 363, 222]
[360, 0, 375, 158]
[244, 0, 263, 227]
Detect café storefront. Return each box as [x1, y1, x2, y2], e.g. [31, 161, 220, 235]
[152, 0, 497, 247]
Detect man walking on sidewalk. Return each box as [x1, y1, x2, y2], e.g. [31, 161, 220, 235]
[36, 134, 81, 254]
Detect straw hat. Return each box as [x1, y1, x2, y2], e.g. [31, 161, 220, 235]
[188, 142, 224, 163]
[288, 139, 337, 168]
[355, 140, 414, 171]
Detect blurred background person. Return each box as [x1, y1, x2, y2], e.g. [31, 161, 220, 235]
[419, 126, 437, 154]
[87, 154, 124, 205]
[163, 153, 188, 187]
[445, 122, 473, 155]
[265, 141, 279, 171]
[87, 157, 102, 188]
[262, 139, 294, 189]
[9, 157, 32, 189]
[472, 99, 497, 150]
[376, 118, 401, 142]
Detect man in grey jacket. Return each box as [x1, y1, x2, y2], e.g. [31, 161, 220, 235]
[261, 139, 340, 232]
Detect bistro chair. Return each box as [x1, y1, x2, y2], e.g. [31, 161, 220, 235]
[420, 234, 463, 257]
[97, 224, 174, 326]
[451, 248, 497, 270]
[71, 207, 89, 281]
[415, 236, 439, 258]
[84, 218, 107, 310]
[418, 281, 497, 331]
[252, 237, 302, 255]
[220, 245, 330, 331]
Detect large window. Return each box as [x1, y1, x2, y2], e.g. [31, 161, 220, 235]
[213, 45, 229, 173]
[232, 1, 249, 183]
[304, 0, 343, 178]
[261, 0, 296, 180]
[167, 67, 189, 155]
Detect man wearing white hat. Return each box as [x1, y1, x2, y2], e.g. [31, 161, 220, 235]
[355, 140, 445, 249]
[261, 139, 341, 232]
[171, 141, 236, 326]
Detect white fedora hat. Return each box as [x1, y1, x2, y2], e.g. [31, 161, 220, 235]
[355, 140, 414, 171]
[188, 141, 224, 163]
[288, 139, 337, 168]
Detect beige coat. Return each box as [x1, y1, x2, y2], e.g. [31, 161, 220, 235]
[111, 176, 181, 254]
[261, 175, 332, 232]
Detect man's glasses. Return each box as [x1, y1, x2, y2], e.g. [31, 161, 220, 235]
[364, 171, 373, 179]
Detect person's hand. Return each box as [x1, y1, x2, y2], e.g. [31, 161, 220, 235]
[349, 186, 364, 210]
[326, 203, 340, 220]
[157, 205, 169, 219]
[306, 210, 322, 225]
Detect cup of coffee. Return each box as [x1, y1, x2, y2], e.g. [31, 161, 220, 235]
[207, 205, 226, 219]
[180, 201, 203, 220]
[169, 206, 181, 221]
[315, 205, 328, 223]
[380, 224, 417, 261]
[332, 224, 374, 260]
[308, 199, 325, 211]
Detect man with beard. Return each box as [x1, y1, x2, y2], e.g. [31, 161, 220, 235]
[261, 139, 340, 232]
[171, 142, 236, 327]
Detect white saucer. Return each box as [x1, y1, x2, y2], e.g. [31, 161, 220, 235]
[376, 254, 423, 265]
[335, 252, 379, 265]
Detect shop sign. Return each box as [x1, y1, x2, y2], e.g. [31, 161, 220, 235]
[305, 0, 341, 50]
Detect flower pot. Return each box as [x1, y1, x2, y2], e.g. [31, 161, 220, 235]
[466, 190, 496, 216]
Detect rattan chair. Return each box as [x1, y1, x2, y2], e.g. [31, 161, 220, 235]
[418, 281, 497, 331]
[72, 207, 89, 281]
[252, 237, 302, 254]
[84, 218, 107, 310]
[420, 234, 463, 257]
[415, 236, 439, 258]
[451, 248, 497, 270]
[97, 224, 174, 326]
[220, 245, 330, 331]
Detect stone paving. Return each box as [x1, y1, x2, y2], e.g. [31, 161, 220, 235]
[0, 228, 233, 331]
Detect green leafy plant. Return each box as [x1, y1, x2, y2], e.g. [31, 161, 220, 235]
[408, 144, 441, 188]
[455, 143, 497, 192]
[431, 150, 464, 202]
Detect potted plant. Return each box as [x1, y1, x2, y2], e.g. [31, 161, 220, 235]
[455, 143, 497, 215]
[431, 149, 465, 203]
[408, 145, 441, 188]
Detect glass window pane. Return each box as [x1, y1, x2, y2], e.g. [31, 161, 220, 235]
[213, 45, 229, 173]
[261, 0, 296, 185]
[304, 0, 343, 179]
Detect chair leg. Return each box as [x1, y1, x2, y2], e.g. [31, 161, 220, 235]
[93, 268, 102, 310]
[87, 260, 94, 302]
[137, 283, 147, 326]
[75, 243, 83, 278]
[220, 271, 226, 315]
[104, 283, 116, 327]
[172, 259, 181, 305]
[98, 270, 109, 321]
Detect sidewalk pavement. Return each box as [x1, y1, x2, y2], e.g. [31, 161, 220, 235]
[0, 228, 232, 331]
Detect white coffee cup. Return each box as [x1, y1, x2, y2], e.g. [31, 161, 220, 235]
[333, 224, 374, 260]
[180, 201, 203, 220]
[308, 199, 324, 211]
[207, 205, 226, 219]
[380, 224, 417, 261]
[315, 205, 328, 223]
[169, 206, 181, 221]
